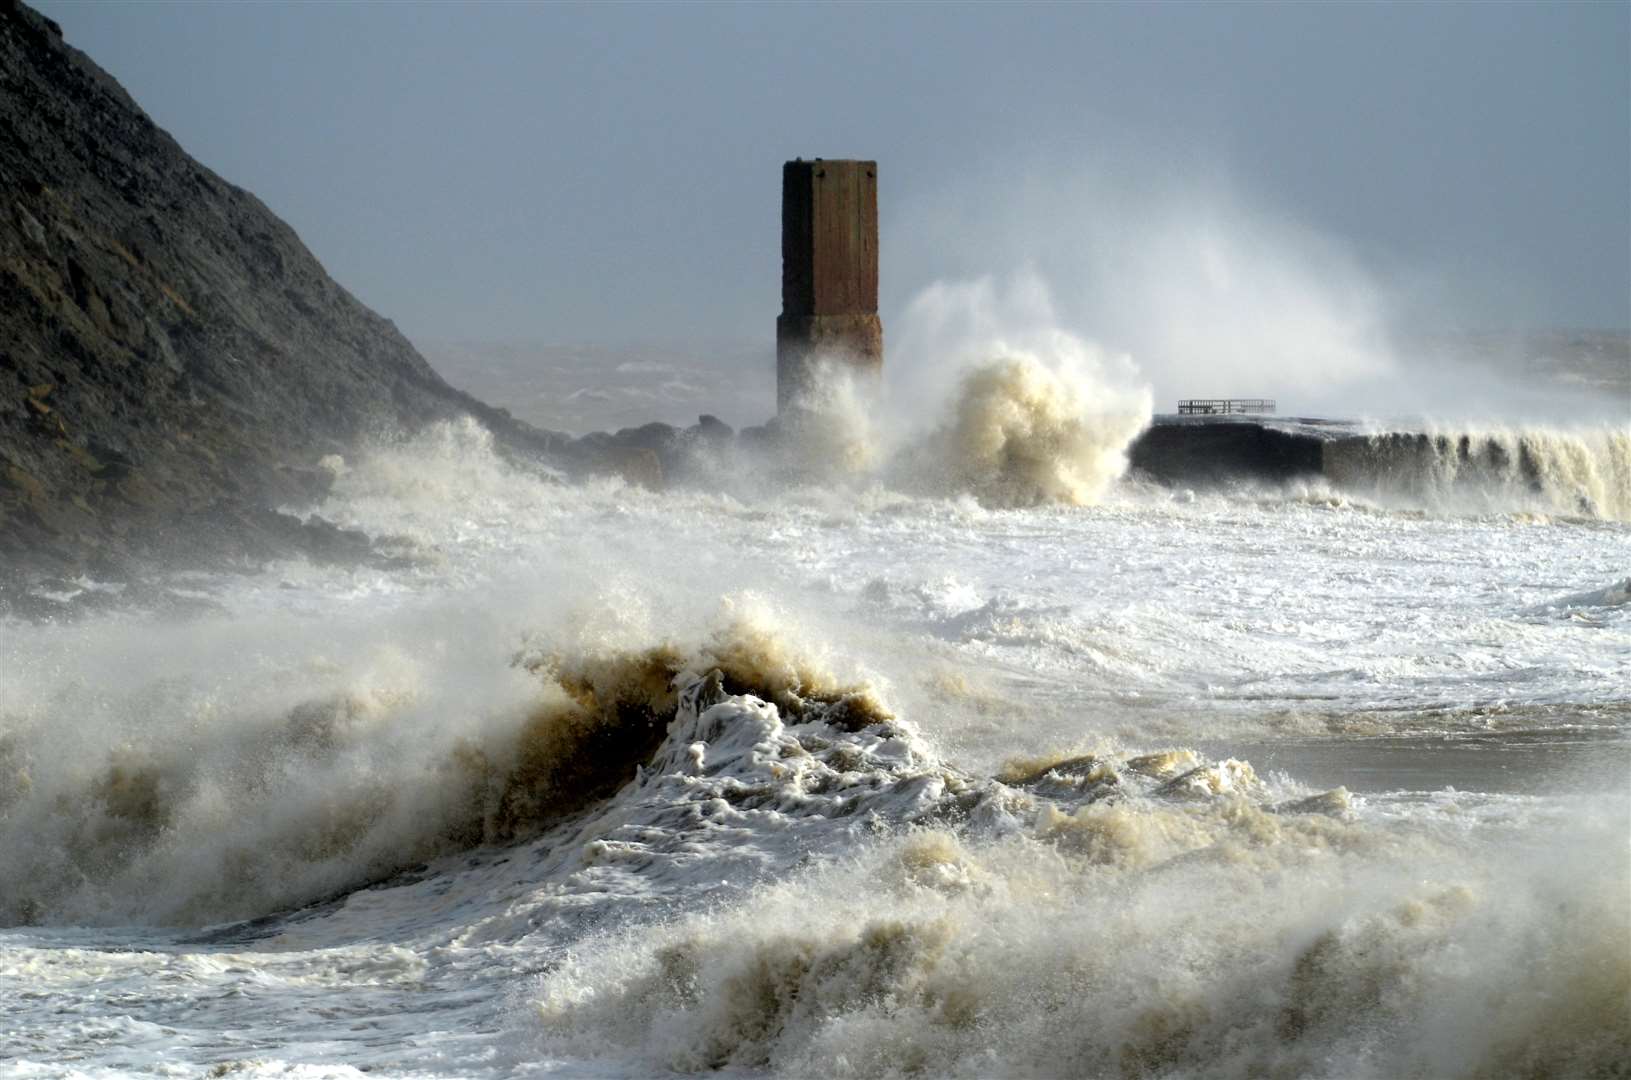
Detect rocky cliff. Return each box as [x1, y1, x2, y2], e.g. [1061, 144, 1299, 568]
[0, 1, 564, 581]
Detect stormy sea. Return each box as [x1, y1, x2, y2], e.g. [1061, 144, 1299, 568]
[2, 335, 1627, 1079]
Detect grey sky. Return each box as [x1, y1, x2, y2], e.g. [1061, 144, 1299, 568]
[37, 0, 1631, 354]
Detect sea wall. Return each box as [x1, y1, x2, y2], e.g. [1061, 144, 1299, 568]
[1128, 416, 1326, 486]
[1129, 416, 1629, 520]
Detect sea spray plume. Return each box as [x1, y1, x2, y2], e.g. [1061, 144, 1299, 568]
[881, 272, 1153, 506]
[464, 598, 897, 842]
[702, 310, 1154, 510]
[1112, 203, 1397, 413]
[889, 157, 1401, 418]
[513, 596, 896, 736]
[1322, 424, 1631, 521]
[884, 271, 1106, 429]
[0, 666, 471, 927]
[529, 787, 1631, 1078]
[902, 348, 1152, 507]
[312, 415, 568, 543]
[364, 273, 1156, 512]
[767, 345, 1153, 508]
[774, 357, 885, 479]
[891, 152, 1627, 425]
[0, 599, 893, 927]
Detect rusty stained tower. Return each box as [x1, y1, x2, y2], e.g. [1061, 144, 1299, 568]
[776, 159, 881, 415]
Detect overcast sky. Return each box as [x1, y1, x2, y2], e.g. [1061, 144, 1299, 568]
[38, 0, 1631, 356]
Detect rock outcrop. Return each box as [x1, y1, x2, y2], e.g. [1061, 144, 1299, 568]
[0, 1, 565, 579]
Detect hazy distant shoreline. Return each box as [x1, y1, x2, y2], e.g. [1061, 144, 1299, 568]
[420, 328, 1628, 436]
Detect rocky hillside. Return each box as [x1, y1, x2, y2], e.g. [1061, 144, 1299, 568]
[0, 1, 565, 580]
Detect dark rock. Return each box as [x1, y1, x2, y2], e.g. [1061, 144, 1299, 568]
[568, 423, 682, 489]
[608, 421, 680, 455]
[1128, 417, 1324, 487]
[689, 413, 733, 443]
[0, 2, 571, 583]
[737, 416, 781, 451]
[608, 447, 663, 491]
[15, 203, 45, 247]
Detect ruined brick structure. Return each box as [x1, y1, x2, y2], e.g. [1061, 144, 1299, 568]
[776, 159, 882, 414]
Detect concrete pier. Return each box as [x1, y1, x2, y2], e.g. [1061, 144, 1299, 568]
[777, 159, 882, 414]
[1129, 415, 1326, 485]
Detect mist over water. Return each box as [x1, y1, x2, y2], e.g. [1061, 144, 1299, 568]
[888, 154, 1629, 425]
[3, 175, 1629, 1076]
[4, 0, 1627, 1067]
[4, 360, 1628, 1076]
[775, 281, 1154, 509]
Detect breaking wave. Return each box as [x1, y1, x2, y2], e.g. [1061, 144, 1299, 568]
[770, 344, 1153, 509]
[528, 701, 1630, 1079]
[901, 351, 1152, 507]
[4, 331, 1626, 1077]
[1323, 426, 1631, 521]
[0, 606, 891, 927]
[3, 501, 1626, 1076]
[531, 799, 1630, 1079]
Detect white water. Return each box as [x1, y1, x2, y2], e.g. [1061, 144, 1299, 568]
[1322, 425, 1631, 521]
[2, 385, 1628, 1076]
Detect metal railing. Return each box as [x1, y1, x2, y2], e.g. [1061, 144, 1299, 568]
[1177, 398, 1277, 415]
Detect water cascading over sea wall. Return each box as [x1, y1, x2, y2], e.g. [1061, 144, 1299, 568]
[1130, 417, 1630, 520]
[1323, 428, 1629, 519]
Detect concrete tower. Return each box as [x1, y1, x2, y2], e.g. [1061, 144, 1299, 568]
[776, 159, 882, 415]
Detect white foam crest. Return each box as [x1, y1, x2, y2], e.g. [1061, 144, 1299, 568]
[0, 587, 920, 929]
[890, 276, 1154, 507]
[310, 415, 572, 543]
[1529, 576, 1631, 615]
[307, 272, 1158, 520]
[1324, 423, 1631, 521]
[898, 348, 1152, 507]
[0, 601, 545, 927]
[748, 272, 1154, 509]
[774, 361, 885, 478]
[528, 786, 1631, 1078]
